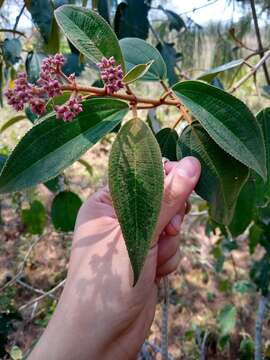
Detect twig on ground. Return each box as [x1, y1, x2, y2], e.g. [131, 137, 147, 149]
[19, 279, 66, 311]
[161, 277, 170, 360]
[254, 294, 270, 360]
[0, 235, 43, 292]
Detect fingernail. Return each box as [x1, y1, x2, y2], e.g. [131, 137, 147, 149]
[177, 157, 199, 178]
[171, 214, 182, 231]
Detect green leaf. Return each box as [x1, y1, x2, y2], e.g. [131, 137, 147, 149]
[197, 59, 244, 83]
[43, 17, 60, 53]
[51, 191, 82, 232]
[44, 175, 62, 192]
[9, 345, 22, 360]
[25, 0, 54, 43]
[233, 280, 254, 294]
[0, 115, 27, 134]
[114, 0, 150, 40]
[55, 5, 125, 70]
[0, 98, 128, 193]
[0, 155, 7, 171]
[21, 200, 46, 235]
[250, 255, 270, 296]
[173, 81, 266, 180]
[2, 39, 21, 65]
[178, 123, 249, 225]
[254, 108, 270, 204]
[217, 304, 236, 335]
[239, 338, 254, 360]
[158, 6, 186, 32]
[25, 52, 46, 84]
[77, 158, 93, 176]
[109, 118, 164, 284]
[97, 0, 110, 23]
[123, 61, 154, 84]
[156, 127, 178, 161]
[249, 224, 263, 254]
[120, 38, 167, 81]
[156, 42, 181, 85]
[45, 91, 71, 114]
[62, 53, 84, 76]
[229, 178, 256, 236]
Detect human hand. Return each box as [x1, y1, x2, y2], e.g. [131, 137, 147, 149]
[29, 157, 200, 360]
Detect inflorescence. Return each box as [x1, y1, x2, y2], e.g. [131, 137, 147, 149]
[5, 54, 124, 122]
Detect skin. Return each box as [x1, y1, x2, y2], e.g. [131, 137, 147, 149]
[29, 156, 201, 360]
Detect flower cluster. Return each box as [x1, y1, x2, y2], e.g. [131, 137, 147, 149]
[97, 56, 124, 94]
[4, 53, 83, 121]
[55, 97, 83, 122]
[37, 54, 65, 98]
[5, 73, 45, 115]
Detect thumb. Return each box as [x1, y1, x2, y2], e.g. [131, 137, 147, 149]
[154, 156, 201, 239]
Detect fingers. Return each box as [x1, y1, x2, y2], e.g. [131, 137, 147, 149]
[157, 233, 180, 266]
[154, 157, 201, 240]
[157, 248, 181, 277]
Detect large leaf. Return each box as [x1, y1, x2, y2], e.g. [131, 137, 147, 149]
[197, 59, 244, 83]
[156, 127, 178, 161]
[156, 42, 180, 85]
[114, 0, 150, 40]
[21, 200, 46, 235]
[97, 0, 110, 23]
[55, 5, 125, 69]
[0, 98, 128, 193]
[51, 191, 82, 232]
[254, 108, 270, 204]
[109, 118, 163, 284]
[25, 0, 54, 42]
[229, 178, 256, 236]
[178, 123, 249, 225]
[173, 81, 266, 179]
[0, 115, 28, 134]
[158, 6, 186, 32]
[120, 38, 167, 81]
[123, 61, 154, 84]
[218, 304, 236, 336]
[25, 52, 46, 84]
[2, 39, 21, 65]
[62, 53, 84, 76]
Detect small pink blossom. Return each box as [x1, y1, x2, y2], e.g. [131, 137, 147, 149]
[30, 98, 46, 116]
[97, 56, 124, 94]
[55, 97, 83, 122]
[4, 72, 33, 111]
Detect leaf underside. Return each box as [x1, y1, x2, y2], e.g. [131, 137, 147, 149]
[178, 122, 249, 225]
[109, 118, 164, 285]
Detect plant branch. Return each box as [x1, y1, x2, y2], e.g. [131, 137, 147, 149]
[161, 277, 169, 360]
[61, 84, 179, 107]
[13, 4, 26, 33]
[229, 50, 270, 93]
[250, 0, 270, 85]
[0, 29, 26, 37]
[254, 294, 270, 360]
